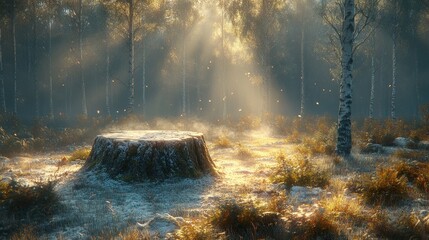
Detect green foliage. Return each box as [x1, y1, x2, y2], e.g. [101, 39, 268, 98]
[271, 153, 330, 189]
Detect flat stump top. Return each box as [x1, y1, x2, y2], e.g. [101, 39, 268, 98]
[101, 130, 204, 142]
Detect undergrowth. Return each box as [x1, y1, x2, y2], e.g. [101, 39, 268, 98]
[271, 152, 330, 189]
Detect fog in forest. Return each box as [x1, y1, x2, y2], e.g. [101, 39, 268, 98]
[0, 0, 428, 122]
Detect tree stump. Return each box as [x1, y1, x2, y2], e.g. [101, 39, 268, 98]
[84, 130, 217, 181]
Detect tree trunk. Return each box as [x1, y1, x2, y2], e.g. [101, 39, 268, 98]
[128, 0, 135, 113]
[105, 42, 111, 117]
[12, 0, 17, 115]
[84, 130, 218, 181]
[79, 0, 88, 118]
[300, 15, 305, 118]
[369, 34, 375, 119]
[48, 2, 54, 119]
[0, 28, 6, 113]
[221, 0, 227, 120]
[391, 29, 397, 120]
[182, 32, 186, 116]
[142, 38, 146, 116]
[336, 0, 354, 157]
[32, 0, 39, 118]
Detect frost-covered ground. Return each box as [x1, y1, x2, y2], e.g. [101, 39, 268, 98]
[2, 125, 428, 239]
[1, 127, 293, 239]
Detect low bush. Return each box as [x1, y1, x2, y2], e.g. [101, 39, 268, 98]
[68, 147, 91, 161]
[348, 167, 408, 206]
[369, 211, 429, 239]
[271, 153, 330, 189]
[393, 161, 429, 194]
[236, 143, 253, 159]
[0, 180, 61, 219]
[214, 135, 233, 148]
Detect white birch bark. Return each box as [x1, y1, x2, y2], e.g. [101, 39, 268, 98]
[336, 0, 355, 156]
[0, 28, 6, 113]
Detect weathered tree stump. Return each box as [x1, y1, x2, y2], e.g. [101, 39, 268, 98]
[84, 130, 217, 181]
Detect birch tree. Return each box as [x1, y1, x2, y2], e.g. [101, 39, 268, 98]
[335, 0, 355, 156]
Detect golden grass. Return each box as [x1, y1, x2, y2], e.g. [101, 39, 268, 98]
[214, 135, 233, 148]
[271, 153, 330, 189]
[68, 147, 91, 161]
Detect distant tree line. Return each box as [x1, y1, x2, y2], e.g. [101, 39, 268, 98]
[0, 0, 427, 126]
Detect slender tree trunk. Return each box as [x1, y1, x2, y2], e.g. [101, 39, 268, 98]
[12, 0, 17, 115]
[369, 34, 375, 119]
[105, 41, 111, 117]
[128, 0, 135, 113]
[0, 28, 6, 113]
[79, 0, 88, 117]
[48, 0, 54, 119]
[32, 0, 39, 117]
[391, 29, 397, 120]
[336, 0, 355, 157]
[412, 29, 419, 120]
[142, 38, 146, 116]
[221, 0, 227, 120]
[300, 16, 305, 118]
[182, 31, 186, 116]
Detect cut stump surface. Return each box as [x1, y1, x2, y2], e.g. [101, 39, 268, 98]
[84, 130, 217, 181]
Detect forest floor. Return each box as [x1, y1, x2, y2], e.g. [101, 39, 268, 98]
[1, 120, 429, 239]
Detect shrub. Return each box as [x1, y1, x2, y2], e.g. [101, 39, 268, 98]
[1, 180, 61, 219]
[271, 153, 330, 189]
[10, 226, 38, 240]
[350, 167, 409, 206]
[321, 194, 365, 224]
[214, 135, 233, 148]
[236, 143, 253, 159]
[393, 161, 429, 194]
[210, 199, 281, 238]
[393, 149, 428, 162]
[286, 210, 340, 240]
[369, 211, 429, 239]
[68, 147, 91, 161]
[236, 115, 261, 131]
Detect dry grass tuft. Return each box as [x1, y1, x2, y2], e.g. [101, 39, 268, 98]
[214, 135, 233, 148]
[393, 161, 429, 194]
[271, 153, 330, 189]
[369, 211, 429, 239]
[348, 167, 409, 206]
[236, 143, 254, 159]
[393, 149, 428, 162]
[68, 147, 91, 161]
[0, 180, 61, 219]
[322, 194, 365, 223]
[10, 226, 38, 240]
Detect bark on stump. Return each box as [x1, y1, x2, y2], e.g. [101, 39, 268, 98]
[84, 130, 217, 181]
